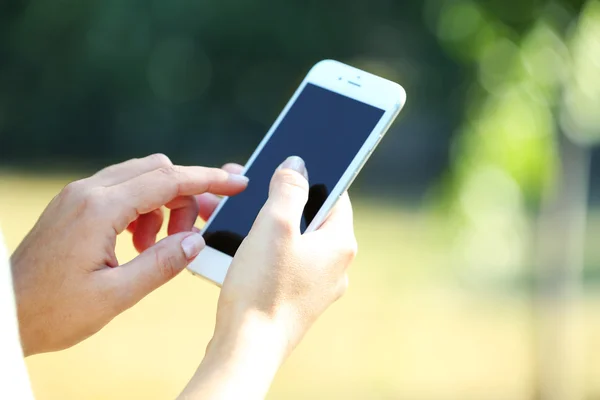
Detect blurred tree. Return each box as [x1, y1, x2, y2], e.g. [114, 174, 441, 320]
[427, 1, 598, 399]
[0, 0, 459, 201]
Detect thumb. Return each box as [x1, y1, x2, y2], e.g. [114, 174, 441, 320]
[110, 232, 205, 310]
[256, 156, 309, 234]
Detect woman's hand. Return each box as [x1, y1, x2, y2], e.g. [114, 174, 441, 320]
[180, 156, 357, 399]
[10, 154, 248, 356]
[216, 156, 355, 349]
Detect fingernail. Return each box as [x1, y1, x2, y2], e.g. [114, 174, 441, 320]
[278, 156, 308, 180]
[181, 233, 205, 260]
[229, 174, 249, 185]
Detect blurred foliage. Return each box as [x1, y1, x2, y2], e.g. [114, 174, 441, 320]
[561, 0, 600, 145]
[0, 0, 461, 200]
[427, 0, 598, 285]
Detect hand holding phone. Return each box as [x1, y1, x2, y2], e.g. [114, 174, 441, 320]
[189, 59, 406, 285]
[181, 157, 357, 399]
[214, 156, 355, 344]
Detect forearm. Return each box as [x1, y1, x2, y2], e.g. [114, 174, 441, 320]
[178, 314, 290, 400]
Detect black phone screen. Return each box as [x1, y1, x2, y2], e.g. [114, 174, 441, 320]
[204, 83, 385, 256]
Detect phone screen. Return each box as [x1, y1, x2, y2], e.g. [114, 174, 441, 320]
[204, 83, 385, 256]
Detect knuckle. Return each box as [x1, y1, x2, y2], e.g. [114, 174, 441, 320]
[348, 240, 359, 259]
[273, 169, 309, 192]
[265, 207, 295, 235]
[149, 153, 172, 168]
[60, 180, 96, 209]
[158, 164, 176, 177]
[154, 246, 182, 281]
[62, 180, 86, 198]
[341, 238, 358, 263]
[336, 275, 350, 300]
[157, 166, 183, 195]
[82, 191, 104, 213]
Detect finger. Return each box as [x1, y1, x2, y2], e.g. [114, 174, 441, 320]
[105, 232, 205, 312]
[127, 218, 138, 234]
[197, 194, 222, 222]
[221, 163, 244, 174]
[307, 192, 356, 250]
[306, 193, 358, 265]
[107, 166, 249, 233]
[196, 163, 245, 221]
[132, 209, 164, 253]
[254, 156, 309, 235]
[90, 154, 173, 186]
[166, 195, 199, 235]
[316, 192, 354, 234]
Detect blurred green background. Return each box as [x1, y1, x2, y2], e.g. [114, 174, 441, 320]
[1, 0, 600, 399]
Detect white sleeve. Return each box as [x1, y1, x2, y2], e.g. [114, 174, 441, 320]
[0, 229, 35, 399]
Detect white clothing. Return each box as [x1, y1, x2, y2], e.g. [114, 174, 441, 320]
[0, 229, 34, 399]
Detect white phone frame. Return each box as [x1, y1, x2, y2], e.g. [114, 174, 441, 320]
[188, 59, 406, 286]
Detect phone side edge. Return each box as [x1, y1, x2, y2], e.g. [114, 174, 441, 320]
[304, 100, 404, 233]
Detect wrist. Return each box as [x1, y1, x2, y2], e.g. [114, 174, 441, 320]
[181, 311, 292, 400]
[207, 310, 291, 370]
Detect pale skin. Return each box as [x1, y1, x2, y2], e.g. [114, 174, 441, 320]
[11, 154, 357, 399]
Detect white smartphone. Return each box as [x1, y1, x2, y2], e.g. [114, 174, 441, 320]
[188, 59, 406, 286]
